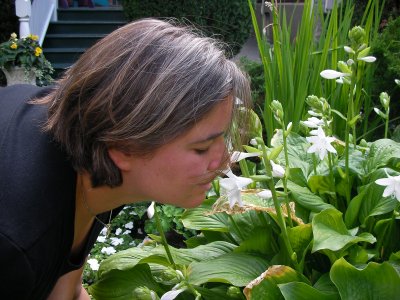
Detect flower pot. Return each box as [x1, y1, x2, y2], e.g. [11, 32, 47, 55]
[1, 66, 36, 86]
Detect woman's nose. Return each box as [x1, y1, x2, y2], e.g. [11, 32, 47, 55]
[207, 139, 229, 172]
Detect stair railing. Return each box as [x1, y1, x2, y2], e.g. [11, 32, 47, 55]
[15, 0, 58, 46]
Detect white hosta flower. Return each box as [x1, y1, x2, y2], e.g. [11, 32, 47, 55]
[257, 189, 272, 199]
[395, 79, 400, 86]
[270, 160, 285, 178]
[160, 288, 186, 300]
[344, 46, 355, 54]
[110, 237, 124, 246]
[96, 236, 106, 243]
[125, 221, 134, 229]
[375, 173, 400, 201]
[320, 69, 350, 80]
[123, 230, 131, 235]
[303, 116, 324, 128]
[250, 138, 258, 146]
[231, 151, 261, 163]
[101, 246, 116, 255]
[358, 56, 376, 63]
[147, 201, 155, 219]
[100, 227, 107, 236]
[219, 169, 253, 208]
[306, 127, 337, 160]
[308, 110, 321, 117]
[115, 228, 122, 235]
[87, 258, 100, 271]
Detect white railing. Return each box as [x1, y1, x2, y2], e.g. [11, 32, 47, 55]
[15, 0, 58, 46]
[31, 0, 58, 45]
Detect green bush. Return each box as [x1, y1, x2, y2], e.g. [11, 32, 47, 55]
[372, 16, 400, 125]
[0, 0, 18, 86]
[122, 0, 254, 56]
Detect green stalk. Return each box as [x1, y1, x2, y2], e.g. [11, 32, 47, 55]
[154, 206, 176, 269]
[261, 143, 299, 271]
[282, 124, 293, 227]
[327, 152, 337, 208]
[384, 108, 389, 139]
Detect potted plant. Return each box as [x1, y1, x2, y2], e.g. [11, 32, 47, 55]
[0, 32, 54, 86]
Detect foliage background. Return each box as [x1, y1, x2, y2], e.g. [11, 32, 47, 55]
[121, 0, 254, 57]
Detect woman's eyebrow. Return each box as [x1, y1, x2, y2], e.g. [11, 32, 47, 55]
[191, 131, 225, 144]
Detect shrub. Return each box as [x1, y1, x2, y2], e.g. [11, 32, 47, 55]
[0, 0, 18, 86]
[372, 16, 400, 126]
[121, 0, 254, 57]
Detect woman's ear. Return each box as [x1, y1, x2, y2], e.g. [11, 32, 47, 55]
[108, 148, 132, 171]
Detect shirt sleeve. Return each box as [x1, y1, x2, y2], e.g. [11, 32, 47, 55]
[0, 232, 35, 299]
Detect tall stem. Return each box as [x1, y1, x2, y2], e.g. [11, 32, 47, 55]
[282, 126, 293, 227]
[154, 206, 176, 269]
[261, 143, 299, 271]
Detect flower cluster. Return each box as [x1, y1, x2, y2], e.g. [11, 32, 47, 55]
[0, 33, 54, 84]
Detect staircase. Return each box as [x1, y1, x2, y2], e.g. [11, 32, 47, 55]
[43, 6, 127, 78]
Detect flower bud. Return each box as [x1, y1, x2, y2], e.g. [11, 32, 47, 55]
[271, 99, 284, 121]
[227, 286, 243, 299]
[379, 92, 390, 110]
[132, 287, 159, 300]
[348, 26, 366, 47]
[338, 60, 351, 73]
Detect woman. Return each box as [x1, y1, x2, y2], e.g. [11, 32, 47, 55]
[0, 18, 251, 299]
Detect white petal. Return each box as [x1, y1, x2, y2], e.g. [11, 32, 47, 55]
[326, 143, 337, 154]
[257, 189, 272, 199]
[320, 69, 348, 79]
[382, 185, 395, 198]
[286, 122, 293, 131]
[229, 189, 242, 208]
[231, 151, 261, 162]
[235, 176, 253, 189]
[147, 201, 155, 219]
[161, 288, 186, 300]
[219, 178, 237, 191]
[336, 77, 344, 84]
[358, 56, 376, 63]
[303, 120, 319, 128]
[308, 110, 321, 117]
[250, 138, 258, 146]
[375, 177, 392, 186]
[344, 46, 355, 54]
[395, 79, 400, 86]
[318, 147, 327, 160]
[271, 160, 285, 178]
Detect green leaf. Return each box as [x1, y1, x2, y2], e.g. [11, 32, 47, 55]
[181, 206, 230, 232]
[287, 181, 335, 213]
[287, 224, 312, 266]
[358, 169, 399, 225]
[278, 282, 340, 300]
[366, 139, 400, 173]
[188, 252, 269, 286]
[312, 208, 376, 253]
[234, 226, 276, 257]
[243, 265, 309, 300]
[330, 258, 400, 299]
[89, 264, 163, 300]
[98, 241, 237, 277]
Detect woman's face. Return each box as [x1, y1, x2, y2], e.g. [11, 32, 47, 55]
[121, 97, 233, 208]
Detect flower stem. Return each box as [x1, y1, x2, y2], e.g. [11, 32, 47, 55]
[261, 143, 299, 271]
[154, 206, 176, 269]
[282, 126, 293, 227]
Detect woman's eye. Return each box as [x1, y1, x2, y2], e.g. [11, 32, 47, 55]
[195, 148, 209, 155]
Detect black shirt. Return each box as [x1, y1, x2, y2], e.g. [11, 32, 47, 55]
[0, 85, 114, 299]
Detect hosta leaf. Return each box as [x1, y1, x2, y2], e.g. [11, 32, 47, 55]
[243, 265, 309, 300]
[181, 206, 230, 232]
[188, 252, 269, 286]
[287, 181, 335, 213]
[234, 226, 276, 257]
[366, 139, 400, 173]
[278, 282, 339, 300]
[312, 208, 376, 253]
[89, 264, 163, 300]
[287, 224, 312, 265]
[330, 258, 400, 299]
[346, 169, 398, 224]
[98, 241, 237, 277]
